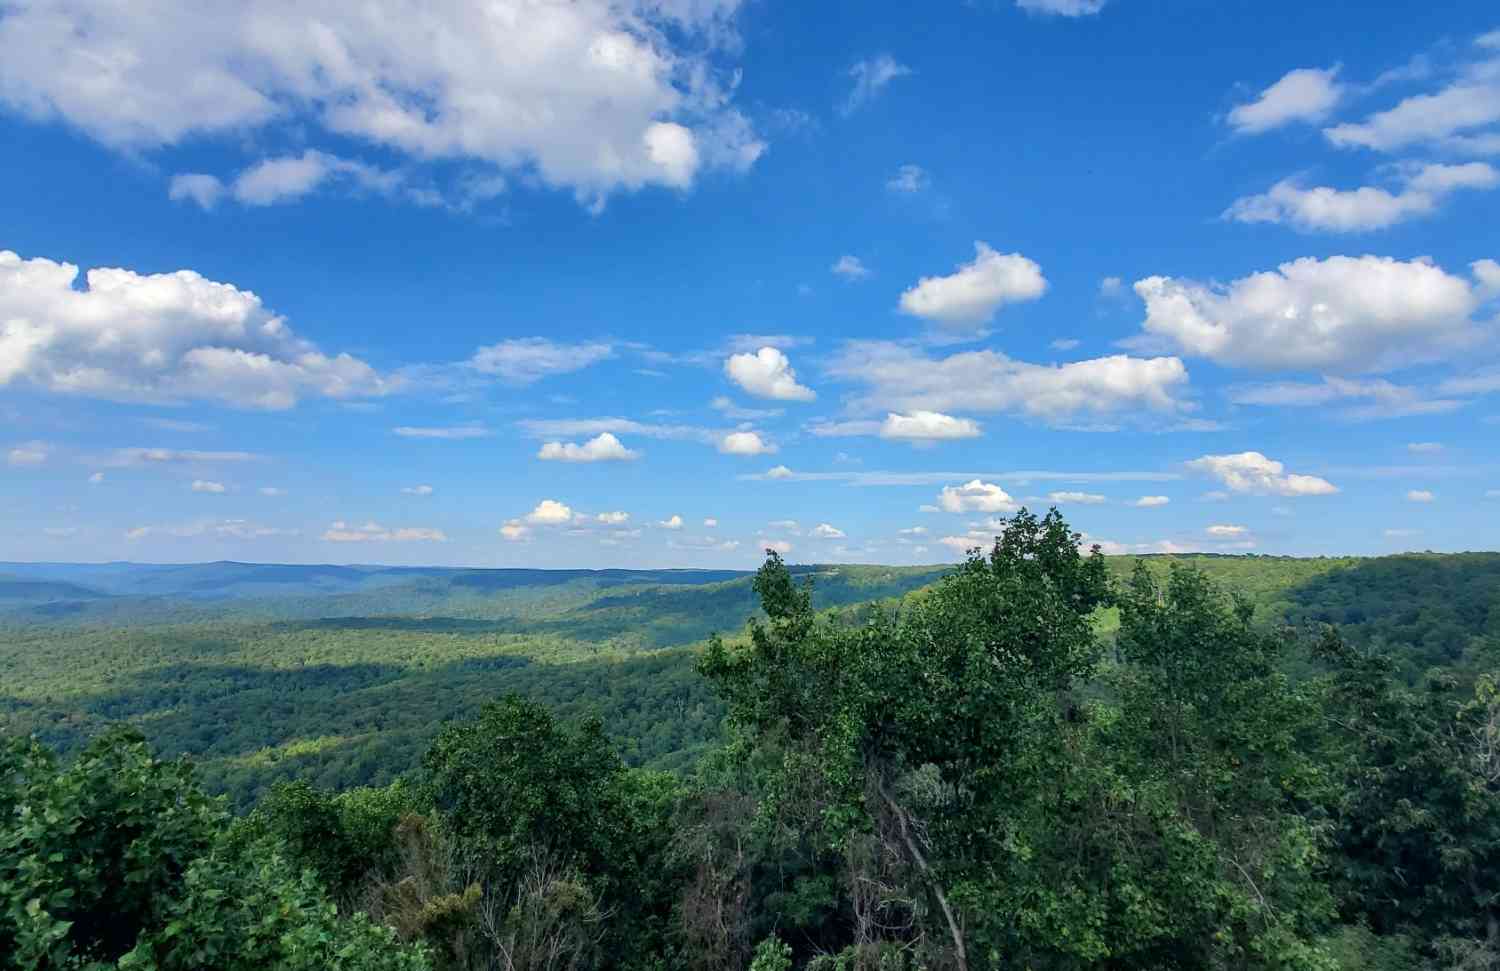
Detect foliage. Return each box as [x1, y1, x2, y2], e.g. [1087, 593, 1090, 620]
[4, 526, 1500, 969]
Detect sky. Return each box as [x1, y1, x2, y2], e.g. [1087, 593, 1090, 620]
[1, 0, 1498, 568]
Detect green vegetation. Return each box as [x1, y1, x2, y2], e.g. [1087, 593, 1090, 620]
[4, 526, 1500, 968]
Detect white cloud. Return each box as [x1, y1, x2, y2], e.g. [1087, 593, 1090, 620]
[710, 396, 783, 420]
[841, 55, 911, 115]
[831, 255, 871, 280]
[886, 164, 929, 192]
[1187, 451, 1339, 496]
[1047, 491, 1106, 504]
[259, 486, 286, 496]
[323, 520, 447, 542]
[7, 440, 48, 467]
[759, 538, 794, 556]
[499, 521, 530, 542]
[191, 480, 227, 494]
[393, 425, 491, 440]
[1135, 495, 1170, 507]
[766, 464, 793, 479]
[898, 526, 928, 536]
[526, 500, 577, 525]
[827, 341, 1189, 423]
[0, 249, 390, 409]
[1228, 66, 1343, 134]
[88, 472, 105, 484]
[898, 242, 1047, 332]
[880, 411, 983, 442]
[718, 430, 776, 455]
[703, 517, 718, 527]
[1132, 256, 1489, 372]
[1228, 376, 1461, 421]
[537, 432, 641, 463]
[1206, 524, 1249, 537]
[1016, 0, 1107, 16]
[724, 347, 816, 401]
[807, 419, 883, 438]
[128, 518, 298, 541]
[811, 523, 846, 539]
[401, 484, 435, 495]
[1325, 39, 1500, 153]
[938, 480, 1019, 514]
[1475, 258, 1500, 298]
[168, 173, 225, 209]
[518, 417, 722, 446]
[1407, 442, 1444, 454]
[1099, 276, 1124, 298]
[104, 447, 260, 467]
[468, 338, 614, 384]
[596, 511, 630, 525]
[0, 0, 762, 207]
[658, 514, 685, 529]
[1406, 489, 1436, 502]
[174, 151, 404, 209]
[1224, 163, 1499, 232]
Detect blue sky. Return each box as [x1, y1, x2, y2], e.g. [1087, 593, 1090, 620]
[2, 0, 1498, 567]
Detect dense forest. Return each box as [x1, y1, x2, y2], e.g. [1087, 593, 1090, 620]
[4, 515, 1500, 968]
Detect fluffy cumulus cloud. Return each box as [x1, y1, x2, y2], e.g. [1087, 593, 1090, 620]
[898, 242, 1047, 332]
[537, 432, 640, 462]
[0, 249, 390, 409]
[7, 440, 48, 467]
[322, 521, 447, 542]
[1016, 0, 1107, 16]
[1407, 489, 1436, 503]
[190, 480, 227, 494]
[827, 342, 1189, 423]
[526, 500, 578, 525]
[1206, 524, 1249, 537]
[1135, 495, 1170, 507]
[1228, 66, 1344, 134]
[841, 55, 911, 115]
[468, 338, 614, 384]
[937, 480, 1019, 514]
[658, 514, 685, 529]
[0, 0, 763, 208]
[879, 410, 982, 442]
[724, 347, 816, 401]
[718, 431, 775, 455]
[766, 464, 793, 479]
[1187, 451, 1339, 496]
[811, 523, 846, 539]
[1132, 256, 1491, 372]
[1224, 163, 1499, 232]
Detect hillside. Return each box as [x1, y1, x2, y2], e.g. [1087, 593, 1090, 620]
[3, 553, 1497, 809]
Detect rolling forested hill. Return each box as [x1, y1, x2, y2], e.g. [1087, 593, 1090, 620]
[3, 552, 1498, 809]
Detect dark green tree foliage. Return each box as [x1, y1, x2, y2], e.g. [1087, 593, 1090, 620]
[1314, 631, 1500, 957]
[0, 727, 431, 970]
[700, 511, 1344, 969]
[0, 728, 221, 967]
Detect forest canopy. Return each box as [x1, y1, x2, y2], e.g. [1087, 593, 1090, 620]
[3, 512, 1500, 968]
